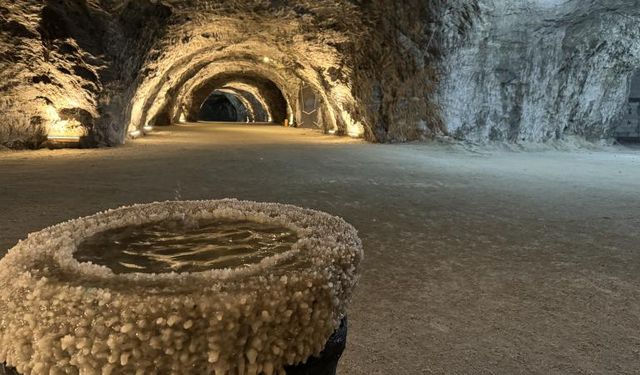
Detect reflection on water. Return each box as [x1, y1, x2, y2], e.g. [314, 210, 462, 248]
[74, 219, 298, 274]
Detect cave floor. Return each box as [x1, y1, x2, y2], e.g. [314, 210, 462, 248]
[1, 123, 640, 374]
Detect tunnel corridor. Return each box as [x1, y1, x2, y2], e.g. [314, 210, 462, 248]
[198, 92, 240, 122]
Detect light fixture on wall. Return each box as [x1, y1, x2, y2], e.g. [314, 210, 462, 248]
[46, 105, 85, 142]
[341, 110, 364, 138]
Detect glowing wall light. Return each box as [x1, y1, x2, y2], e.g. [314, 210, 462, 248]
[341, 110, 365, 138]
[46, 105, 59, 122]
[46, 105, 86, 142]
[347, 124, 364, 138]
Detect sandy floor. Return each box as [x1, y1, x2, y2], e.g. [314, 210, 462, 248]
[1, 123, 640, 374]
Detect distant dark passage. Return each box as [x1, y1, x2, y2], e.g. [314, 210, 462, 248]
[198, 93, 239, 122]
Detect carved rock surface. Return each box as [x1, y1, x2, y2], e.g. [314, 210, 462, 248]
[438, 0, 640, 143]
[1, 0, 638, 147]
[0, 0, 476, 147]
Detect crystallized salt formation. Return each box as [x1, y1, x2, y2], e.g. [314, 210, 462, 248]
[0, 200, 363, 374]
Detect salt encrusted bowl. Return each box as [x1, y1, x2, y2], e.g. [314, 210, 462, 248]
[0, 200, 363, 375]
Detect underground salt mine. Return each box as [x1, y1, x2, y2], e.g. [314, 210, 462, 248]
[0, 1, 639, 374]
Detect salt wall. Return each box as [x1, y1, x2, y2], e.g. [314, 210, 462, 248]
[439, 0, 640, 143]
[1, 0, 639, 148]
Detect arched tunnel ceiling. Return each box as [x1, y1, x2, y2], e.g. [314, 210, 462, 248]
[197, 91, 243, 122]
[217, 84, 277, 123]
[187, 74, 289, 125]
[159, 68, 292, 126]
[216, 87, 269, 123]
[128, 14, 358, 139]
[1, 0, 639, 148]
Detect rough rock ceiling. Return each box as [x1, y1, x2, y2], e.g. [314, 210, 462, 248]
[0, 0, 477, 148]
[1, 0, 638, 148]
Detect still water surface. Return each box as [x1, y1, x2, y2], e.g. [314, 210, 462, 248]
[75, 219, 298, 274]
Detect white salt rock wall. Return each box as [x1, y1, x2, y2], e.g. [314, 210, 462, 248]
[438, 0, 640, 143]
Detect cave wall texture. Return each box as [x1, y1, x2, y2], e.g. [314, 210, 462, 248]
[0, 0, 171, 148]
[439, 0, 640, 143]
[0, 0, 639, 148]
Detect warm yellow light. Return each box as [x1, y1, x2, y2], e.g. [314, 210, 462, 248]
[47, 135, 81, 141]
[347, 127, 363, 138]
[46, 105, 86, 141]
[341, 110, 365, 138]
[46, 105, 60, 122]
[262, 57, 271, 63]
[64, 98, 80, 108]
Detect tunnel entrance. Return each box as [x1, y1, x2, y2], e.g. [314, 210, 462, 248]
[615, 71, 640, 143]
[198, 92, 242, 122]
[188, 74, 290, 126]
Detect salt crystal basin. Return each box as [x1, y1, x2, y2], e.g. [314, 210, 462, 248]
[0, 200, 363, 374]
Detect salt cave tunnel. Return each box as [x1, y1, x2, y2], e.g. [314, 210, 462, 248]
[199, 93, 241, 122]
[1, 1, 640, 374]
[186, 73, 290, 125]
[198, 92, 245, 123]
[2, 0, 640, 147]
